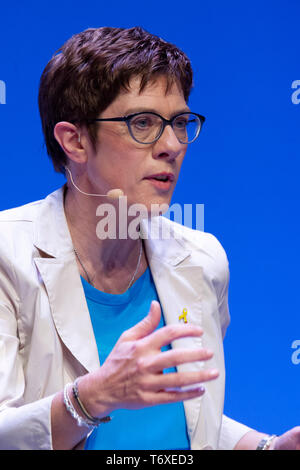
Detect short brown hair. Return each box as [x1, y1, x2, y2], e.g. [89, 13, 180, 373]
[38, 26, 193, 173]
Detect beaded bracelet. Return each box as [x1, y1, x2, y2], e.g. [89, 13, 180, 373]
[256, 434, 277, 450]
[63, 383, 97, 429]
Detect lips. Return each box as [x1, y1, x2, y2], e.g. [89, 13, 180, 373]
[143, 172, 175, 192]
[144, 172, 175, 182]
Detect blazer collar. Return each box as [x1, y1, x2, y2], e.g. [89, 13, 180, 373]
[33, 185, 191, 267]
[33, 185, 74, 258]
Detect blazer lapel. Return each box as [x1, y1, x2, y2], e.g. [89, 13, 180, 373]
[34, 255, 100, 373]
[142, 217, 208, 447]
[33, 187, 99, 374]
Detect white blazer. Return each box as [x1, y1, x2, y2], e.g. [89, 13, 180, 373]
[0, 187, 251, 450]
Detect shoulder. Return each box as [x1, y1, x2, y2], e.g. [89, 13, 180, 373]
[0, 199, 42, 248]
[0, 199, 42, 223]
[0, 186, 64, 224]
[158, 217, 230, 301]
[0, 186, 63, 234]
[0, 187, 64, 259]
[0, 202, 43, 290]
[160, 216, 228, 266]
[0, 189, 64, 295]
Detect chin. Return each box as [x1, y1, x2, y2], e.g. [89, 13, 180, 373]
[122, 189, 173, 218]
[142, 194, 173, 216]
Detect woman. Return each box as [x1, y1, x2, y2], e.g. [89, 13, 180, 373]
[0, 26, 299, 450]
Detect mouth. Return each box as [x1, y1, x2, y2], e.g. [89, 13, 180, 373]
[143, 172, 175, 191]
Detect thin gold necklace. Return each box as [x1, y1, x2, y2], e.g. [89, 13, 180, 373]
[73, 238, 143, 291]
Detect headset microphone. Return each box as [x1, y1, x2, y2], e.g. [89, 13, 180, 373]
[65, 166, 125, 199]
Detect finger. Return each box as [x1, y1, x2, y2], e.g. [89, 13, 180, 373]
[142, 323, 203, 349]
[144, 348, 214, 373]
[159, 386, 206, 403]
[141, 386, 206, 407]
[145, 368, 219, 391]
[120, 300, 161, 342]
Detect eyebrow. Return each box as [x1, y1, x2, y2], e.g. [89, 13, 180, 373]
[123, 107, 191, 117]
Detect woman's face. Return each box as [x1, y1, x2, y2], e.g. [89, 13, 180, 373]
[85, 75, 189, 211]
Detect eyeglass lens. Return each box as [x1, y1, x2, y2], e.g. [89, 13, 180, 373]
[128, 113, 201, 144]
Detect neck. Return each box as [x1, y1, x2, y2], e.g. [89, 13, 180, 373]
[64, 185, 148, 293]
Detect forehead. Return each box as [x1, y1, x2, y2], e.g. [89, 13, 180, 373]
[105, 75, 187, 114]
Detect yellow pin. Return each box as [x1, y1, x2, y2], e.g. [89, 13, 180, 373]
[178, 308, 188, 323]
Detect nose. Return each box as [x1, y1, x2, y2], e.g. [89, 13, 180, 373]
[152, 124, 183, 161]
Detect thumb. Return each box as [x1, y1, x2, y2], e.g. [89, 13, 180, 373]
[122, 300, 161, 341]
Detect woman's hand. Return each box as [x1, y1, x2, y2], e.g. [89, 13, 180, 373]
[81, 300, 219, 418]
[272, 427, 300, 450]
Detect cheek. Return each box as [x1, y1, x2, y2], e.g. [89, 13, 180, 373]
[100, 148, 147, 189]
[180, 147, 188, 161]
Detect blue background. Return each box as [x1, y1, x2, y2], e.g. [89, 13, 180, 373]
[0, 0, 299, 439]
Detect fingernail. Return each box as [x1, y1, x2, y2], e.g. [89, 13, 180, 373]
[209, 369, 219, 377]
[205, 349, 213, 356]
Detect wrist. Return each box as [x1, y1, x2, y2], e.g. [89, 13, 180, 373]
[76, 372, 113, 420]
[268, 436, 279, 450]
[256, 434, 277, 450]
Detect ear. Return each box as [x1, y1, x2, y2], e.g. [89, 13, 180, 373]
[54, 121, 87, 164]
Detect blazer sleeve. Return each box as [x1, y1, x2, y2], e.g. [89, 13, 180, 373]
[204, 232, 231, 339]
[204, 234, 254, 449]
[0, 246, 54, 450]
[218, 415, 254, 450]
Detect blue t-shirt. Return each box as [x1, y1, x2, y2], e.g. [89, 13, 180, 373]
[81, 267, 190, 450]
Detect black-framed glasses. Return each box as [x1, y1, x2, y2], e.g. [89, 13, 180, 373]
[89, 111, 206, 145]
